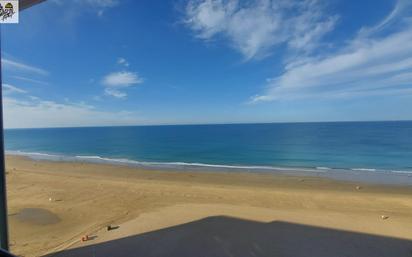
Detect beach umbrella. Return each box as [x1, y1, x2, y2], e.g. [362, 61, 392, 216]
[0, 0, 47, 252]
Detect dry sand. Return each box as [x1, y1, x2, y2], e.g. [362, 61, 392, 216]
[5, 155, 412, 257]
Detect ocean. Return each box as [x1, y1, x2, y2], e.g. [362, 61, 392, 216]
[5, 121, 412, 184]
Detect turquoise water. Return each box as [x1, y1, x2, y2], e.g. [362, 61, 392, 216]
[4, 121, 412, 183]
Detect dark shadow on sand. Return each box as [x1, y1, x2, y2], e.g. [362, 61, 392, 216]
[45, 216, 412, 257]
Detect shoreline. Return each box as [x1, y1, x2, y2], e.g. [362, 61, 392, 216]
[6, 152, 412, 186]
[5, 155, 412, 257]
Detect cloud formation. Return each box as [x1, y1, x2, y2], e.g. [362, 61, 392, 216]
[52, 0, 120, 17]
[185, 0, 337, 60]
[251, 0, 412, 102]
[117, 57, 130, 67]
[3, 95, 141, 129]
[2, 58, 48, 76]
[3, 84, 27, 94]
[102, 71, 143, 98]
[81, 0, 119, 8]
[11, 76, 50, 86]
[82, 0, 119, 16]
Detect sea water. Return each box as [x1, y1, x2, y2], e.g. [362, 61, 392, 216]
[5, 121, 412, 184]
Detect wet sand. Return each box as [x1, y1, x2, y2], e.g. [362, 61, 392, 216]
[5, 155, 412, 257]
[12, 208, 60, 226]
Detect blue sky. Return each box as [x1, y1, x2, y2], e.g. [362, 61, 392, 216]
[1, 0, 412, 128]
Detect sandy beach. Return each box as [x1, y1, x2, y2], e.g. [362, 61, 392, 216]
[5, 155, 412, 257]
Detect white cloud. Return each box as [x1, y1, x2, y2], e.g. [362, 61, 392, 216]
[81, 0, 119, 8]
[1, 79, 141, 128]
[2, 58, 48, 76]
[54, 0, 120, 8]
[357, 0, 411, 37]
[92, 95, 102, 101]
[12, 76, 49, 86]
[3, 96, 141, 129]
[102, 71, 143, 98]
[102, 71, 143, 87]
[117, 57, 130, 67]
[3, 84, 27, 94]
[52, 0, 120, 18]
[185, 0, 337, 60]
[104, 88, 127, 98]
[82, 0, 119, 16]
[251, 0, 412, 102]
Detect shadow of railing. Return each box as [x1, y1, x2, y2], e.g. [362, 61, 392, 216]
[45, 216, 412, 257]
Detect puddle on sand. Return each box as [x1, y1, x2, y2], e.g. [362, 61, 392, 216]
[12, 208, 60, 225]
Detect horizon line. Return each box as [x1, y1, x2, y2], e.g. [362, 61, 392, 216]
[5, 119, 412, 130]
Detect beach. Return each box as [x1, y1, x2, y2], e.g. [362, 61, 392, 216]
[5, 155, 412, 257]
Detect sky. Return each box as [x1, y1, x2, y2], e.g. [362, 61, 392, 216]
[1, 0, 412, 128]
